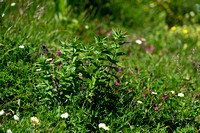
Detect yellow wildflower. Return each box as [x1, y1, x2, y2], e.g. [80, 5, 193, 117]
[171, 26, 176, 31]
[182, 29, 188, 34]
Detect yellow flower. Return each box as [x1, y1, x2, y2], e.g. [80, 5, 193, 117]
[170, 26, 176, 31]
[182, 29, 188, 34]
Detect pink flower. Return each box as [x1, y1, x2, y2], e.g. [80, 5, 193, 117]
[59, 61, 63, 68]
[147, 46, 155, 51]
[114, 82, 121, 86]
[155, 107, 159, 111]
[114, 79, 121, 87]
[143, 93, 147, 97]
[147, 88, 152, 92]
[56, 51, 61, 57]
[135, 66, 139, 70]
[163, 94, 168, 100]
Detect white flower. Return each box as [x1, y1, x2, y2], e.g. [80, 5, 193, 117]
[170, 91, 175, 94]
[61, 112, 69, 119]
[2, 13, 5, 17]
[0, 110, 5, 116]
[190, 11, 195, 17]
[141, 38, 146, 41]
[7, 129, 12, 133]
[14, 115, 19, 121]
[135, 40, 142, 45]
[11, 3, 16, 6]
[85, 25, 89, 29]
[46, 58, 52, 62]
[149, 3, 155, 8]
[178, 93, 184, 97]
[152, 92, 157, 95]
[36, 68, 41, 71]
[19, 45, 24, 48]
[104, 126, 110, 130]
[99, 123, 110, 130]
[99, 123, 106, 129]
[137, 100, 143, 104]
[31, 117, 40, 125]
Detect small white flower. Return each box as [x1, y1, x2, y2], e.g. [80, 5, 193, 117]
[46, 58, 52, 62]
[135, 40, 142, 45]
[152, 92, 157, 95]
[137, 100, 143, 104]
[2, 13, 5, 17]
[99, 123, 106, 129]
[141, 38, 146, 42]
[178, 93, 184, 97]
[0, 110, 5, 116]
[11, 3, 16, 6]
[149, 3, 155, 8]
[85, 25, 89, 29]
[104, 126, 110, 130]
[7, 129, 12, 133]
[36, 68, 41, 71]
[19, 45, 24, 48]
[190, 11, 195, 17]
[31, 117, 40, 125]
[170, 91, 175, 94]
[61, 112, 69, 119]
[14, 115, 19, 121]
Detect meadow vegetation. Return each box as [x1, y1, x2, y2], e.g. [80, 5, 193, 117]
[1, 0, 200, 132]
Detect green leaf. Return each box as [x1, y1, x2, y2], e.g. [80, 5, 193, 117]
[117, 52, 126, 56]
[107, 55, 116, 64]
[83, 78, 93, 84]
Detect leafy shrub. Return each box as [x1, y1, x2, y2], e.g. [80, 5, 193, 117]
[35, 30, 126, 111]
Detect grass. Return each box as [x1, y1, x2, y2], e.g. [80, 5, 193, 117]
[1, 0, 200, 132]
